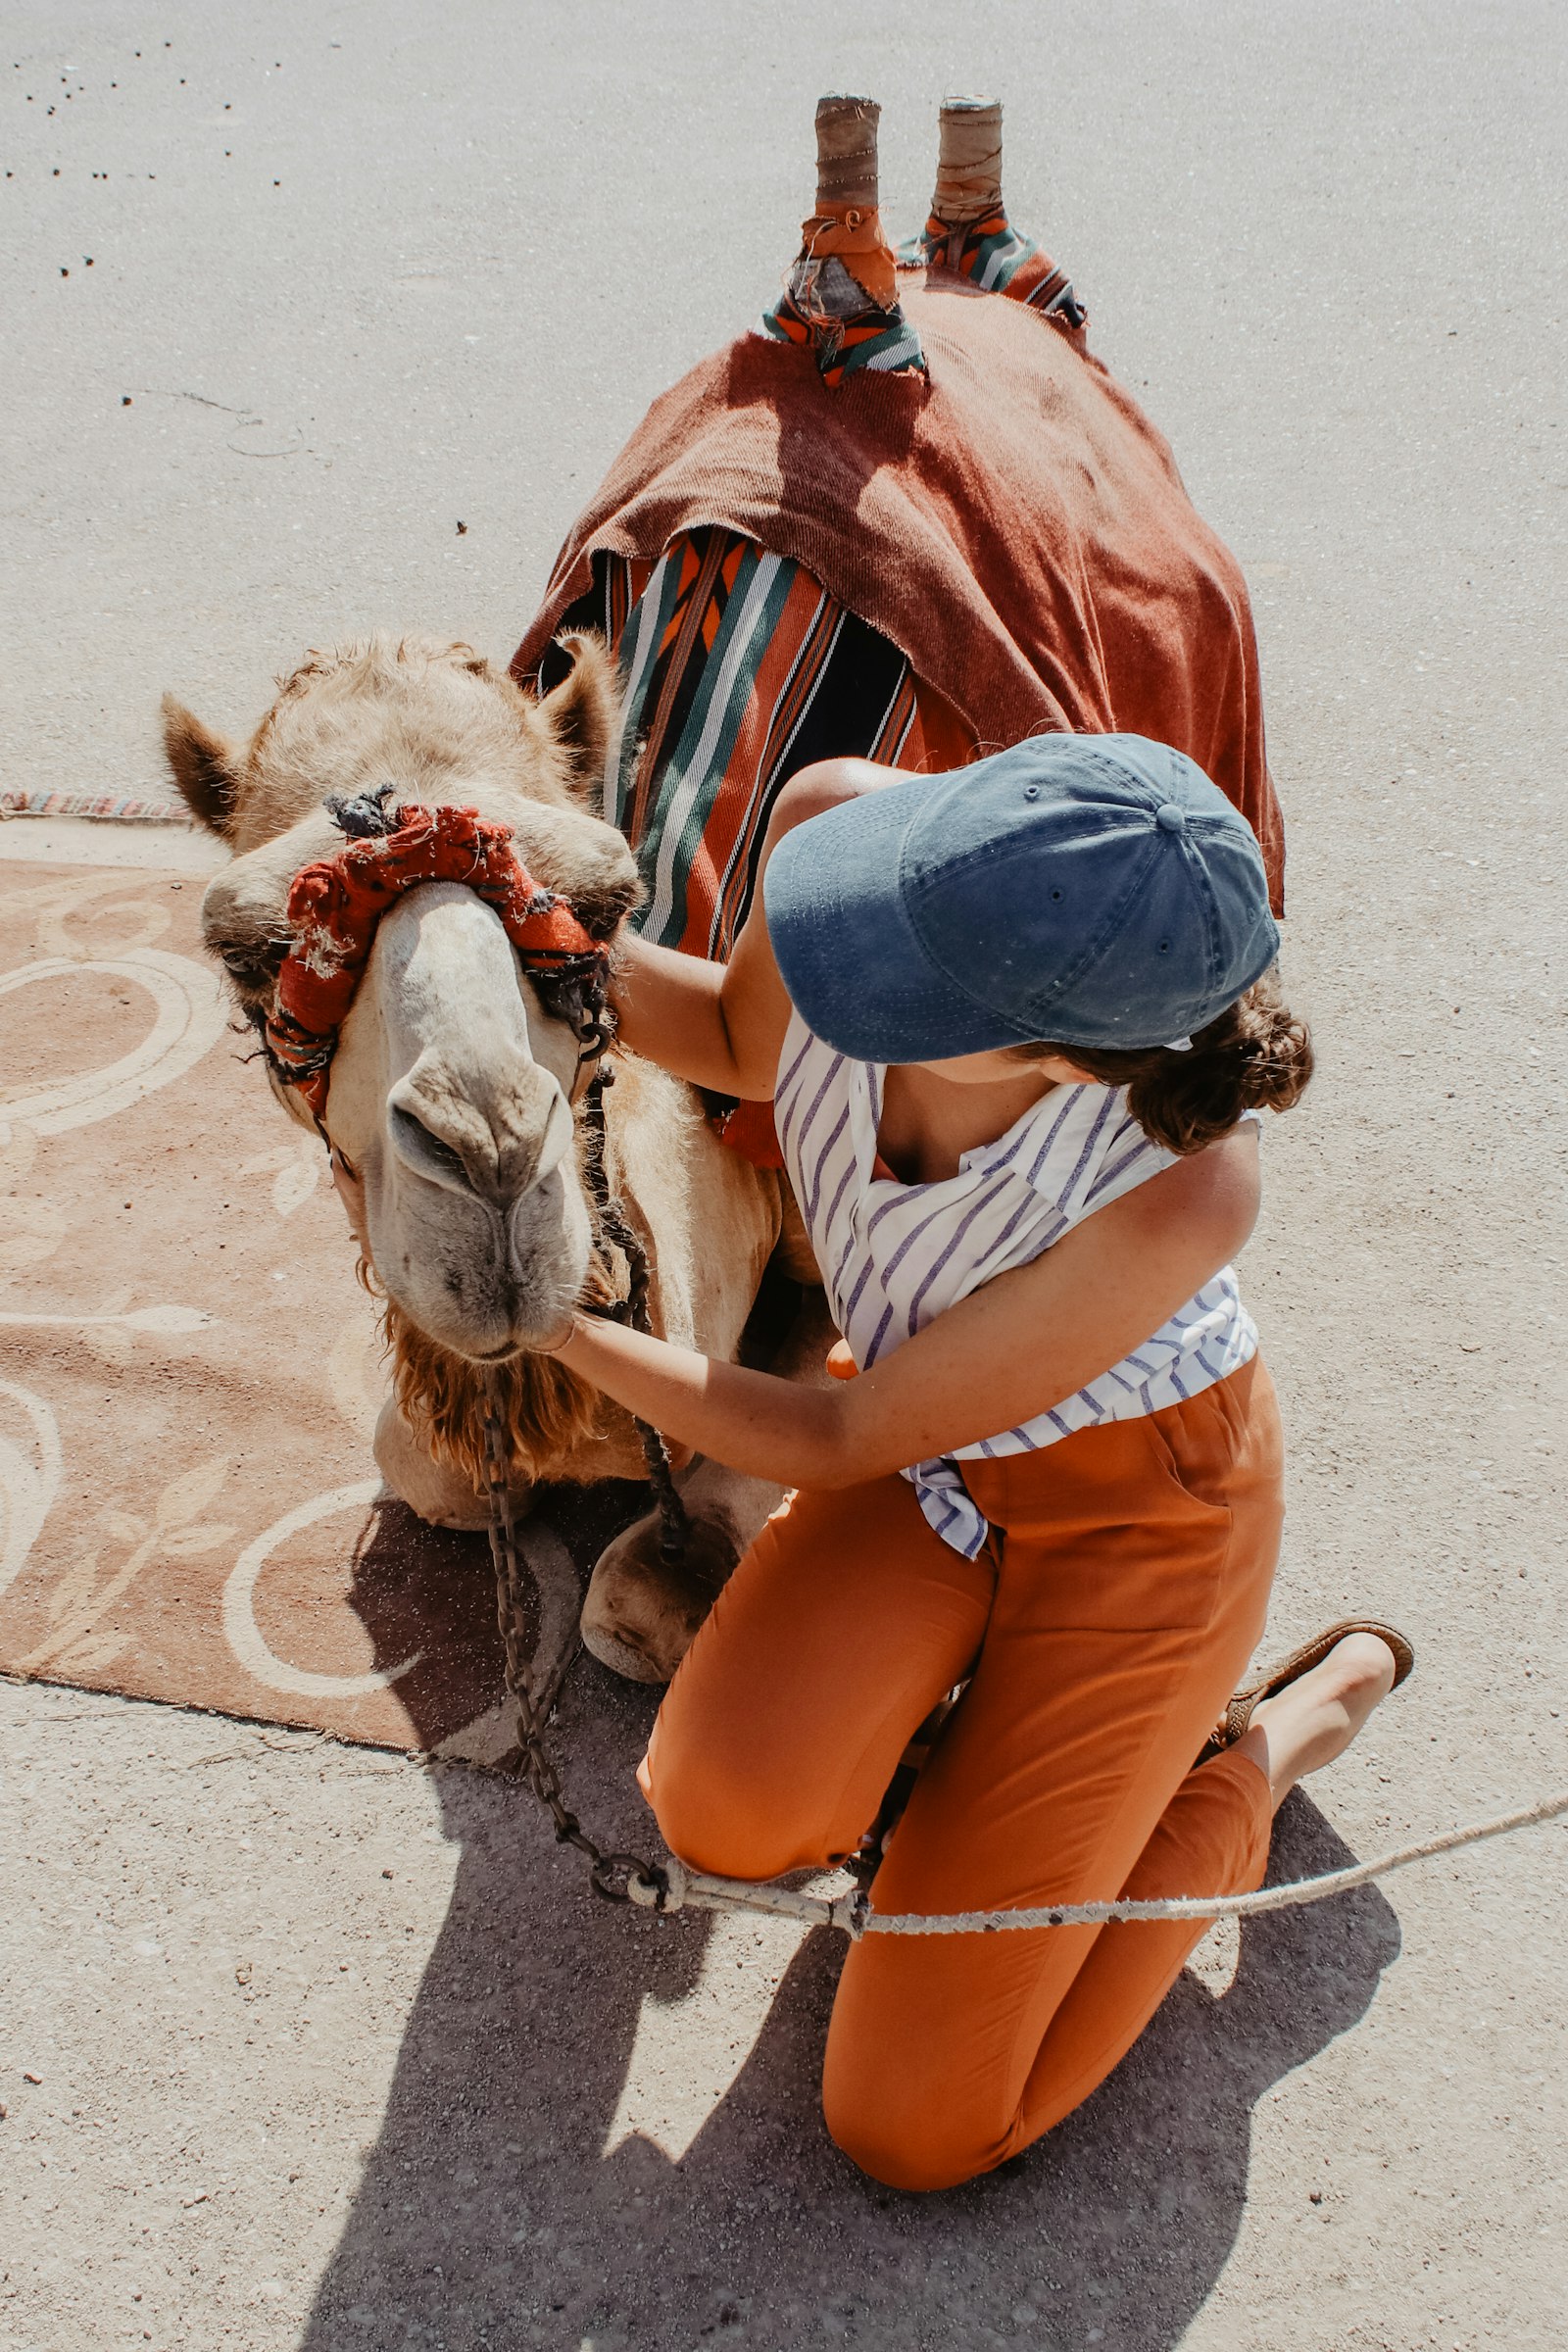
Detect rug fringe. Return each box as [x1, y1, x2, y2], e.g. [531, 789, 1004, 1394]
[1, 789, 193, 826]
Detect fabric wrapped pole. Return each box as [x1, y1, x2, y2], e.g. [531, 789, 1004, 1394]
[898, 93, 1083, 322]
[265, 803, 609, 1117]
[511, 277, 1287, 913]
[796, 92, 899, 315]
[933, 95, 1004, 224]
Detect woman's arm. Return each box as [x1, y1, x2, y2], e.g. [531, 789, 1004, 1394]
[610, 758, 894, 1098]
[556, 1122, 1261, 1487]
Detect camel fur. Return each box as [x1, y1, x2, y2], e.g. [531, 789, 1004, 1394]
[164, 633, 797, 1683]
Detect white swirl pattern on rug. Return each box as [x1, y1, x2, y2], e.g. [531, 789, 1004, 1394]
[0, 1379, 62, 1603]
[222, 1479, 423, 1699]
[0, 950, 227, 1142]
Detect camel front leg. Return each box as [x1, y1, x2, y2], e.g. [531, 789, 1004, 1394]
[578, 1454, 781, 1684]
[579, 1290, 836, 1683]
[372, 1392, 526, 1534]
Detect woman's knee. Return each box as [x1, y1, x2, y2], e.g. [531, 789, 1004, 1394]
[823, 2064, 1012, 2194]
[639, 1718, 839, 1882]
[821, 1992, 1018, 2192]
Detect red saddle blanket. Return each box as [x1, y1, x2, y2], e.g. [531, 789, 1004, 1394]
[514, 271, 1285, 915]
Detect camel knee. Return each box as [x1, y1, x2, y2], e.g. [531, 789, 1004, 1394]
[371, 1395, 491, 1532]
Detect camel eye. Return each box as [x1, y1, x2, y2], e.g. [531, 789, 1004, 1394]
[218, 937, 289, 998]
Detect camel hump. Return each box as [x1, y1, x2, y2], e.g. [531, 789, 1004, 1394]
[511, 282, 1282, 916]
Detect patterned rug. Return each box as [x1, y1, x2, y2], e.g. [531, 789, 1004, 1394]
[0, 858, 627, 1759]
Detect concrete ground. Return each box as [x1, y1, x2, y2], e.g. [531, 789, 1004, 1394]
[3, 4, 1566, 2348]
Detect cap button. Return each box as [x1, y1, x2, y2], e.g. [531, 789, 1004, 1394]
[1155, 803, 1187, 833]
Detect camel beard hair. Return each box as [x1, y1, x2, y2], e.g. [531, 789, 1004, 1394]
[367, 1252, 623, 1491]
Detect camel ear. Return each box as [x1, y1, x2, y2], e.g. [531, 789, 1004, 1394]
[535, 631, 619, 806]
[162, 694, 243, 837]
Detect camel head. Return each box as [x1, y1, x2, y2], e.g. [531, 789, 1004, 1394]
[163, 634, 643, 1368]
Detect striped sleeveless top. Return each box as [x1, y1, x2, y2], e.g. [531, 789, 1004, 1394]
[775, 1013, 1259, 1558]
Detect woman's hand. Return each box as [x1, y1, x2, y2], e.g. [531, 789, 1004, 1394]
[554, 1122, 1262, 1488]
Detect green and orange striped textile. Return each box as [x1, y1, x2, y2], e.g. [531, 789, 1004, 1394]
[759, 278, 927, 386]
[898, 211, 1087, 325]
[540, 528, 969, 963]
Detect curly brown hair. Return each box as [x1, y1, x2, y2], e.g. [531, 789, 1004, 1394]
[1015, 967, 1313, 1154]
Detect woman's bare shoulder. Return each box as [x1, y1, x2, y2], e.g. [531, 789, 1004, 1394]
[1116, 1121, 1261, 1246]
[767, 757, 906, 842]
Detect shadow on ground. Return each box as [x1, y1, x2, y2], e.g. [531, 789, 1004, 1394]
[298, 1653, 1400, 2352]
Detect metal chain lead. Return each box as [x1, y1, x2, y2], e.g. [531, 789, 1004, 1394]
[480, 1373, 668, 1908]
[471, 1058, 691, 1908]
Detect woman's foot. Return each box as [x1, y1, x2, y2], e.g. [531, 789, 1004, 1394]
[1235, 1632, 1400, 1812]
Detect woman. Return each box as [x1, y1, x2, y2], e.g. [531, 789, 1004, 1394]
[547, 732, 1411, 2192]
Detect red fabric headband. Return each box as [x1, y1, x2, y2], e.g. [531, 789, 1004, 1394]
[265, 802, 609, 1118]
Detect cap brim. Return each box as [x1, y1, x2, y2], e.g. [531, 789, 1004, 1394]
[761, 777, 1033, 1063]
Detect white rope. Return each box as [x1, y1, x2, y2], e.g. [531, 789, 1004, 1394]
[628, 1785, 1568, 1937]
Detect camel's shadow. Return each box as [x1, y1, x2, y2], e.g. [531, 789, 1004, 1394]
[298, 1628, 1401, 2352]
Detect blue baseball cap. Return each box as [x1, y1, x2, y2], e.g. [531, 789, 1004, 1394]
[762, 734, 1280, 1061]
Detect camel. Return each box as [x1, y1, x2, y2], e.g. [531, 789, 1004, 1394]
[164, 93, 1285, 1689]
[163, 631, 809, 1683]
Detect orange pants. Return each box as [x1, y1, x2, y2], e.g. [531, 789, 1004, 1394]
[641, 1356, 1285, 2191]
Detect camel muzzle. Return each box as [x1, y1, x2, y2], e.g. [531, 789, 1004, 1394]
[387, 1054, 576, 1209]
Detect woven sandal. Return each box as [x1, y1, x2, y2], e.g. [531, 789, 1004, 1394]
[1197, 1618, 1415, 1766]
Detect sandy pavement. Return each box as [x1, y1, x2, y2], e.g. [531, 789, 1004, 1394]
[2, 4, 1565, 2348]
